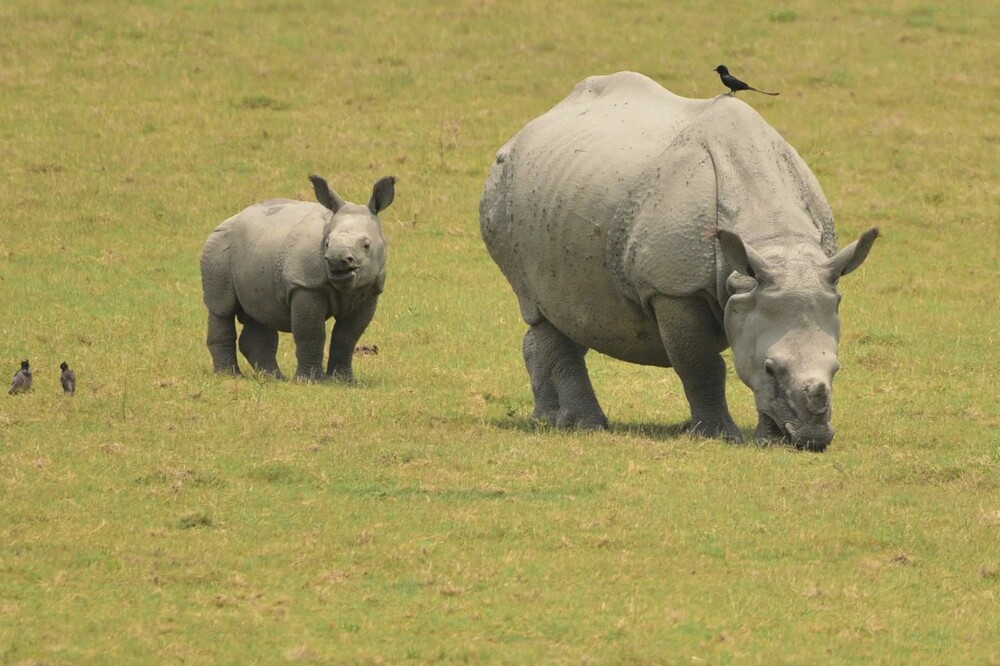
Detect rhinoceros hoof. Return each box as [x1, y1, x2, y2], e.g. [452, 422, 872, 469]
[327, 369, 356, 384]
[689, 420, 744, 443]
[294, 372, 328, 383]
[555, 410, 609, 430]
[531, 408, 558, 425]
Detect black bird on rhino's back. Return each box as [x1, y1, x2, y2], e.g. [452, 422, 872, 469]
[714, 65, 779, 96]
[9, 360, 32, 395]
[60, 361, 76, 395]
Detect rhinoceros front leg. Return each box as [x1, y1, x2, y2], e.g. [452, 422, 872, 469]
[237, 314, 284, 379]
[523, 319, 608, 429]
[207, 312, 241, 375]
[326, 296, 378, 383]
[290, 290, 328, 381]
[649, 295, 742, 442]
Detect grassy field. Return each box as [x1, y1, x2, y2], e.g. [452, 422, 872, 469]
[1, 0, 997, 663]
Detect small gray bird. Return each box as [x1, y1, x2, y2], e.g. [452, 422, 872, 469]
[9, 360, 32, 395]
[60, 361, 76, 395]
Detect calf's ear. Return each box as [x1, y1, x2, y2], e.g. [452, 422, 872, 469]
[717, 229, 771, 282]
[309, 174, 347, 213]
[825, 227, 880, 280]
[368, 176, 396, 215]
[726, 271, 758, 296]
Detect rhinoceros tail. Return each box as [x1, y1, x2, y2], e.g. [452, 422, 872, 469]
[480, 139, 543, 325]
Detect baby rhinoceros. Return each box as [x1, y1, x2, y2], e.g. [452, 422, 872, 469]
[200, 174, 395, 382]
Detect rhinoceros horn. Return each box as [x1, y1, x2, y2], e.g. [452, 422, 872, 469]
[804, 379, 831, 415]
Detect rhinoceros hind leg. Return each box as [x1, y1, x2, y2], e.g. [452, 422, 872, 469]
[523, 328, 559, 424]
[523, 320, 608, 430]
[207, 313, 241, 375]
[649, 295, 742, 442]
[237, 314, 284, 379]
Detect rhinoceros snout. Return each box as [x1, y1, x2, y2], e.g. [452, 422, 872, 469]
[326, 253, 361, 282]
[328, 254, 359, 271]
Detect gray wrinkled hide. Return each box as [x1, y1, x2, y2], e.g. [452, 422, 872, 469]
[480, 72, 877, 449]
[201, 176, 393, 382]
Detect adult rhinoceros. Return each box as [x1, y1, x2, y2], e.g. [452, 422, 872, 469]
[480, 72, 877, 451]
[201, 174, 394, 382]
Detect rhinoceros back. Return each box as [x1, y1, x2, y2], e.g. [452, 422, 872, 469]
[202, 200, 330, 330]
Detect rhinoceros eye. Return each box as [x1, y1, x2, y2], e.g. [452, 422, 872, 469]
[362, 239, 371, 250]
[765, 358, 786, 381]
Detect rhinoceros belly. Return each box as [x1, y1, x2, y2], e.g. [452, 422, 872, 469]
[499, 169, 669, 363]
[506, 184, 669, 365]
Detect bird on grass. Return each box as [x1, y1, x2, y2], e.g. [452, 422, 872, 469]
[714, 65, 779, 96]
[60, 361, 77, 395]
[9, 360, 32, 395]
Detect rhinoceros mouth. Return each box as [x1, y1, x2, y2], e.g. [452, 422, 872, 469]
[783, 421, 834, 452]
[328, 267, 358, 282]
[756, 412, 833, 452]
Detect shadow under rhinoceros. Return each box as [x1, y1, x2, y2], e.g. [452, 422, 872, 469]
[608, 421, 825, 450]
[485, 415, 710, 441]
[485, 416, 800, 449]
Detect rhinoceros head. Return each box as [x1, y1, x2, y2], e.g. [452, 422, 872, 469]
[718, 228, 879, 451]
[309, 174, 395, 291]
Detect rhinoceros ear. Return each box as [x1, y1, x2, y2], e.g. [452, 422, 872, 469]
[717, 229, 771, 282]
[368, 176, 396, 215]
[726, 271, 758, 296]
[825, 227, 880, 280]
[309, 174, 347, 213]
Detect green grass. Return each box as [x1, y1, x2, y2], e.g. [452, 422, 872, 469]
[1, 0, 998, 663]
